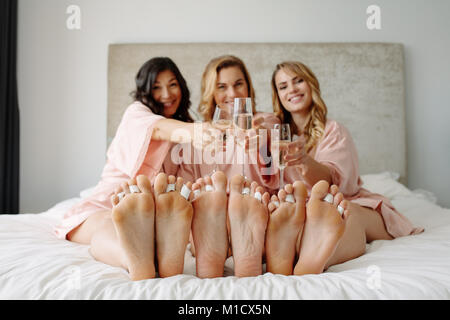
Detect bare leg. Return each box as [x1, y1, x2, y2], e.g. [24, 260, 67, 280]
[228, 175, 270, 277]
[324, 202, 393, 269]
[153, 173, 194, 278]
[265, 181, 307, 275]
[191, 171, 229, 278]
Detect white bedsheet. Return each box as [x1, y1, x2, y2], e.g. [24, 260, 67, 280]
[1, 172, 450, 299]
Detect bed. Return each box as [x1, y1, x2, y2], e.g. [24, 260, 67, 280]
[2, 43, 450, 300]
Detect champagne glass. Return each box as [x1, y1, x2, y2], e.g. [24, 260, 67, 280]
[273, 123, 291, 188]
[212, 104, 233, 172]
[233, 97, 253, 179]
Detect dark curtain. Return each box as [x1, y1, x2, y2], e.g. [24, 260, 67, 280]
[0, 0, 20, 214]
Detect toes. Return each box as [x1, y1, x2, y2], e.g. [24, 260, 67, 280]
[268, 202, 277, 213]
[136, 175, 152, 194]
[338, 199, 349, 218]
[329, 184, 339, 196]
[195, 177, 205, 191]
[310, 180, 330, 201]
[211, 171, 227, 192]
[154, 172, 168, 196]
[111, 193, 120, 206]
[262, 192, 270, 207]
[175, 176, 185, 192]
[229, 175, 244, 194]
[333, 192, 344, 207]
[203, 175, 214, 192]
[293, 181, 307, 204]
[270, 194, 279, 204]
[284, 184, 293, 194]
[278, 189, 287, 202]
[268, 195, 280, 213]
[254, 185, 264, 202]
[192, 182, 202, 200]
[250, 181, 258, 195]
[121, 181, 130, 195]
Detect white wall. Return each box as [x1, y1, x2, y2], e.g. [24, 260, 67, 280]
[17, 0, 450, 213]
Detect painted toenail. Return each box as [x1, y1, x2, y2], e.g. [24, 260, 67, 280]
[180, 184, 191, 201]
[254, 191, 262, 202]
[118, 192, 125, 201]
[323, 193, 334, 204]
[205, 185, 214, 192]
[337, 205, 344, 215]
[165, 183, 176, 193]
[193, 189, 201, 199]
[242, 187, 250, 195]
[129, 185, 140, 193]
[285, 194, 295, 203]
[274, 201, 280, 208]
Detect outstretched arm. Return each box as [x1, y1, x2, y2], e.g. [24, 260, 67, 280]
[284, 138, 332, 187]
[152, 119, 218, 149]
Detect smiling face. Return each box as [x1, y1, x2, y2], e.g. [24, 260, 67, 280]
[274, 68, 312, 116]
[151, 69, 182, 118]
[213, 66, 249, 109]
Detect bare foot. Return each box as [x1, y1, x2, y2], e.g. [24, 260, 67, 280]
[110, 175, 156, 281]
[293, 180, 346, 276]
[265, 181, 307, 275]
[228, 175, 270, 277]
[191, 171, 229, 278]
[154, 173, 194, 278]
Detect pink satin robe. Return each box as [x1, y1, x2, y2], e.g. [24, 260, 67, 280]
[54, 101, 177, 239]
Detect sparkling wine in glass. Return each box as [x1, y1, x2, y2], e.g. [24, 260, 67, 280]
[212, 104, 233, 172]
[233, 97, 253, 179]
[273, 123, 291, 188]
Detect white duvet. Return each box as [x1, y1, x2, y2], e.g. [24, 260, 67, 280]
[1, 172, 450, 299]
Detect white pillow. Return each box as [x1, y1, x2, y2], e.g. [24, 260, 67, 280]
[360, 171, 413, 200]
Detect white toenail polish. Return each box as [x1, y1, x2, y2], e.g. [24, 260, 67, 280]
[285, 194, 295, 203]
[193, 189, 201, 199]
[180, 184, 191, 201]
[254, 191, 262, 202]
[242, 187, 250, 195]
[337, 205, 344, 215]
[166, 184, 175, 193]
[118, 192, 125, 201]
[274, 201, 280, 208]
[323, 193, 334, 204]
[205, 185, 214, 192]
[129, 185, 140, 193]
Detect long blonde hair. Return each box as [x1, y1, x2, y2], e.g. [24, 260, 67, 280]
[271, 61, 327, 153]
[199, 55, 256, 121]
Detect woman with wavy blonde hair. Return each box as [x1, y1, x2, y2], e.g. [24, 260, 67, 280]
[198, 55, 256, 121]
[272, 61, 327, 153]
[265, 60, 422, 276]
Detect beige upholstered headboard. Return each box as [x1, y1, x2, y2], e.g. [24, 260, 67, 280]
[108, 43, 406, 182]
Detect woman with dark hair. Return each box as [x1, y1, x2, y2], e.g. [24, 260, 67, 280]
[54, 57, 215, 280]
[133, 57, 193, 122]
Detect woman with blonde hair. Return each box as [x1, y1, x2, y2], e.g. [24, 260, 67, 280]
[198, 55, 256, 121]
[265, 61, 423, 276]
[180, 54, 280, 182]
[178, 55, 280, 278]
